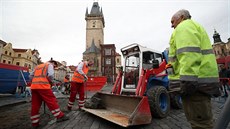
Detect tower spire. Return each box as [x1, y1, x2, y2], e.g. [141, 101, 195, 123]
[213, 29, 222, 43]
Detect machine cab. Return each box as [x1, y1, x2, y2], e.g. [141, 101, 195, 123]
[120, 43, 163, 94]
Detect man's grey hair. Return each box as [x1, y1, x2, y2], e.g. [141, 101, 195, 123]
[173, 9, 192, 20]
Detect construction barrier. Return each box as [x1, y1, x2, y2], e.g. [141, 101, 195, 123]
[86, 76, 107, 91]
[0, 63, 29, 94]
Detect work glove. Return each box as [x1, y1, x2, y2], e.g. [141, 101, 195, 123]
[166, 64, 174, 75]
[180, 81, 198, 96]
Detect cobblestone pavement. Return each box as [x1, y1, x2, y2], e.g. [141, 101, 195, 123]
[38, 95, 230, 129]
[42, 85, 230, 129]
[0, 85, 230, 129]
[41, 96, 230, 129]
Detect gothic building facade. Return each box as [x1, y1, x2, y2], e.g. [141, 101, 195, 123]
[83, 2, 121, 83]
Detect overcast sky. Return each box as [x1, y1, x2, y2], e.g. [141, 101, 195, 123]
[0, 0, 229, 65]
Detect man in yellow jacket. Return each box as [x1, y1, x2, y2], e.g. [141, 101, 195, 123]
[168, 9, 221, 129]
[30, 59, 69, 129]
[67, 60, 94, 111]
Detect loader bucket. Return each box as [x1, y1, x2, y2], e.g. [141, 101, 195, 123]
[82, 92, 152, 127]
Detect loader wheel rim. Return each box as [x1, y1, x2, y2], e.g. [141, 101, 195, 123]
[159, 93, 168, 112]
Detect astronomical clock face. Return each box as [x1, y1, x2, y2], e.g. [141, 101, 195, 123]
[92, 20, 96, 28]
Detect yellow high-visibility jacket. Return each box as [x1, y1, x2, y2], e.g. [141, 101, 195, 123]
[168, 19, 220, 95]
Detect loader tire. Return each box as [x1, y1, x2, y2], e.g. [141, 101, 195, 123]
[147, 86, 170, 118]
[170, 94, 182, 109]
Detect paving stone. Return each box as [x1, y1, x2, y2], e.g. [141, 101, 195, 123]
[1, 89, 230, 129]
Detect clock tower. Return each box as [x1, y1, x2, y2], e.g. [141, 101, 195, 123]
[85, 2, 105, 50]
[84, 2, 105, 76]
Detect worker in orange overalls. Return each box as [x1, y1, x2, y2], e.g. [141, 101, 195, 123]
[30, 59, 69, 129]
[67, 60, 94, 111]
[63, 75, 70, 94]
[64, 75, 70, 83]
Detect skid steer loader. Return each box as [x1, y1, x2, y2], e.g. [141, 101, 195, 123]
[83, 43, 181, 127]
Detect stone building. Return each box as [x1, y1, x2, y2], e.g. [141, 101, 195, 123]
[52, 61, 66, 82]
[101, 44, 117, 83]
[0, 40, 68, 82]
[84, 2, 121, 83]
[212, 30, 230, 68]
[1, 43, 14, 65]
[0, 40, 5, 58]
[84, 2, 104, 75]
[54, 65, 66, 83]
[0, 41, 41, 72]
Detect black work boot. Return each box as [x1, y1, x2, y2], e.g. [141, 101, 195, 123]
[57, 115, 69, 122]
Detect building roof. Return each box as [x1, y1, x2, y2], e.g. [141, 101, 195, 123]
[32, 49, 39, 55]
[213, 29, 222, 43]
[101, 44, 115, 47]
[83, 39, 100, 54]
[115, 52, 121, 56]
[0, 39, 7, 46]
[85, 2, 105, 27]
[68, 65, 76, 71]
[90, 2, 102, 15]
[13, 48, 28, 52]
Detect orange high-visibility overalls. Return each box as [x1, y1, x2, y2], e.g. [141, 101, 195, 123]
[30, 63, 64, 126]
[67, 62, 89, 110]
